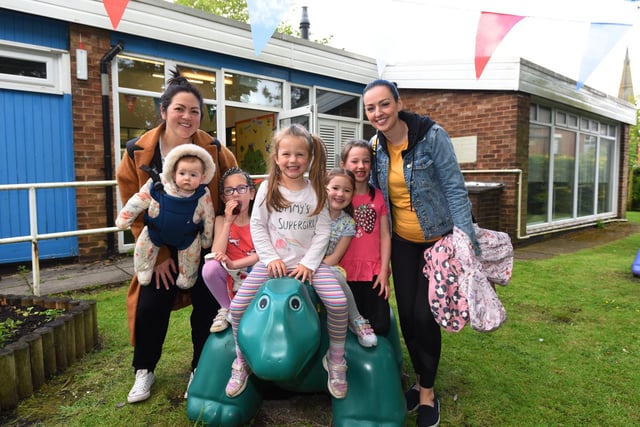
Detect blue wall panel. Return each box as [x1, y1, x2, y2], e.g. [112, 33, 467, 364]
[0, 91, 78, 263]
[0, 10, 76, 263]
[0, 9, 68, 49]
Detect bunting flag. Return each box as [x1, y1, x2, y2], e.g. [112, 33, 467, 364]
[102, 0, 129, 30]
[475, 12, 525, 79]
[576, 22, 632, 90]
[246, 0, 294, 57]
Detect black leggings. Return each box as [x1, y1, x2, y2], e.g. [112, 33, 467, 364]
[132, 249, 219, 372]
[391, 235, 441, 389]
[348, 276, 391, 336]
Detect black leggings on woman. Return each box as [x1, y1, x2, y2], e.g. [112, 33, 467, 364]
[133, 249, 219, 373]
[391, 234, 441, 389]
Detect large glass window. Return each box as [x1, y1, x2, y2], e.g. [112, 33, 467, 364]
[551, 129, 576, 220]
[224, 72, 282, 107]
[177, 66, 216, 100]
[527, 125, 551, 225]
[598, 139, 614, 214]
[117, 55, 164, 92]
[577, 134, 597, 216]
[317, 89, 358, 118]
[527, 103, 618, 229]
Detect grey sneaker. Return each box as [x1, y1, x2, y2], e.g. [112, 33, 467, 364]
[127, 369, 155, 403]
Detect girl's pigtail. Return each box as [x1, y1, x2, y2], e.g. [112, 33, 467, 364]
[309, 135, 327, 216]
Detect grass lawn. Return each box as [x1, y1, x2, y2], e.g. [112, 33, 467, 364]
[3, 213, 640, 426]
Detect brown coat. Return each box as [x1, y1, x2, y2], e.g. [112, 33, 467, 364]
[115, 125, 238, 344]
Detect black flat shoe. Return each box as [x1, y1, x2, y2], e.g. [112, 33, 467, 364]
[416, 398, 440, 427]
[405, 386, 419, 412]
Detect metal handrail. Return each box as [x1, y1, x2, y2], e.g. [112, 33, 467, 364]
[0, 176, 270, 296]
[0, 180, 119, 296]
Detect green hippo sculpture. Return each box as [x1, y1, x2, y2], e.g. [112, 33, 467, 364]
[186, 276, 406, 426]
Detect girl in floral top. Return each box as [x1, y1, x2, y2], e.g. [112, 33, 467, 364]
[325, 168, 377, 347]
[339, 139, 392, 337]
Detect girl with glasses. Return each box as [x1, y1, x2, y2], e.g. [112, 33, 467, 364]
[202, 167, 258, 334]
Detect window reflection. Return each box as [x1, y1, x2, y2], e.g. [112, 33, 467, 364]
[0, 57, 47, 78]
[291, 85, 309, 108]
[117, 55, 164, 92]
[224, 73, 282, 107]
[177, 66, 216, 100]
[317, 89, 358, 118]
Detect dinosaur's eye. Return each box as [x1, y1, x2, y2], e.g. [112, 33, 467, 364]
[257, 295, 269, 310]
[288, 296, 302, 311]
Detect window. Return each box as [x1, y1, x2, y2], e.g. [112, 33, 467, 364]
[317, 89, 358, 118]
[0, 42, 69, 94]
[291, 85, 309, 109]
[224, 72, 282, 107]
[528, 103, 618, 229]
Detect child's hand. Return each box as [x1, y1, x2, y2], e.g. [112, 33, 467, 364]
[267, 259, 287, 278]
[224, 200, 241, 221]
[372, 275, 391, 300]
[289, 264, 313, 284]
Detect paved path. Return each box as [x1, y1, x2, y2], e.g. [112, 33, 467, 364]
[1, 219, 639, 296]
[0, 256, 134, 295]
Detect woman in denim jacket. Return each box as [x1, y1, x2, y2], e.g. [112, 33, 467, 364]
[363, 79, 479, 427]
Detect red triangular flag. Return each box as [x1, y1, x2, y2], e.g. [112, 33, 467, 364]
[475, 12, 525, 79]
[103, 0, 129, 30]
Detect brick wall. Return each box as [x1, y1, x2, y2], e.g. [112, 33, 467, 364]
[69, 25, 116, 260]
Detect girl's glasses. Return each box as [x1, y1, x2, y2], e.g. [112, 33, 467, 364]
[222, 185, 250, 196]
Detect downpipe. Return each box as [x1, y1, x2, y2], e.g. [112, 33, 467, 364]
[100, 41, 124, 254]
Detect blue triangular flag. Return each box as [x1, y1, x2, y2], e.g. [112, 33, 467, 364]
[247, 0, 294, 57]
[576, 22, 631, 90]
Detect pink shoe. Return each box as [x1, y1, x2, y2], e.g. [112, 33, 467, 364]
[225, 358, 251, 398]
[322, 353, 348, 399]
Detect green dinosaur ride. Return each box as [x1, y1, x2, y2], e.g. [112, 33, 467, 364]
[186, 276, 406, 426]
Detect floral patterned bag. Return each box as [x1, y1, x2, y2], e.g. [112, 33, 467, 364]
[452, 225, 511, 332]
[423, 235, 469, 332]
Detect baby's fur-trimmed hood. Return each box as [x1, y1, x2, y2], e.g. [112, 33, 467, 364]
[162, 144, 216, 185]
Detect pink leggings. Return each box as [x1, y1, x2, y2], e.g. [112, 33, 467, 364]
[229, 262, 348, 364]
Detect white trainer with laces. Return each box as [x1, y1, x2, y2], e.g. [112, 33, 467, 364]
[128, 369, 155, 403]
[210, 307, 230, 333]
[350, 317, 378, 347]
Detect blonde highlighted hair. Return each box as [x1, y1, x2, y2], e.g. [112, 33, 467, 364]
[264, 123, 327, 216]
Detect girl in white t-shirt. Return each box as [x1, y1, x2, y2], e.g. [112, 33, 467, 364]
[224, 124, 349, 400]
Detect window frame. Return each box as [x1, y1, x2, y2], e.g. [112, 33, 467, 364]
[0, 40, 70, 95]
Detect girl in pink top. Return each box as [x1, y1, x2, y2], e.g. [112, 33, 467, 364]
[340, 139, 392, 336]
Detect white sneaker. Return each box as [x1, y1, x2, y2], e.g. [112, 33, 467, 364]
[350, 317, 378, 347]
[210, 307, 230, 333]
[184, 369, 195, 399]
[127, 369, 155, 403]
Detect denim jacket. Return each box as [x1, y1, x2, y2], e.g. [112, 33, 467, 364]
[370, 111, 480, 252]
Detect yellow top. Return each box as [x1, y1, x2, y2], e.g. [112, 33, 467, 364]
[388, 141, 425, 243]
